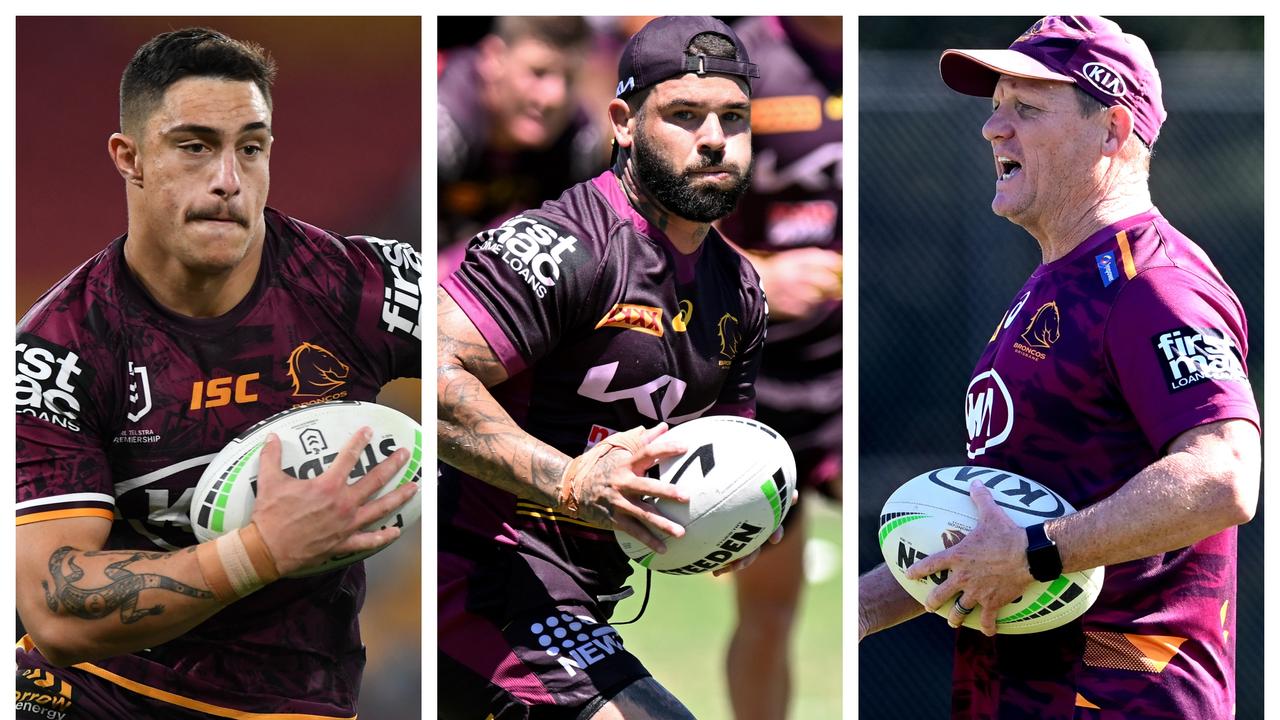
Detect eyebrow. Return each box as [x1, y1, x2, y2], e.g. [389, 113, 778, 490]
[162, 121, 271, 136]
[662, 98, 751, 111]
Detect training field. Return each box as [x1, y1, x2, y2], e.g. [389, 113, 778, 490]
[614, 499, 843, 719]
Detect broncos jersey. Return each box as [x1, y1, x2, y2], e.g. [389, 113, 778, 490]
[955, 209, 1258, 719]
[440, 171, 767, 611]
[720, 16, 843, 487]
[15, 206, 421, 718]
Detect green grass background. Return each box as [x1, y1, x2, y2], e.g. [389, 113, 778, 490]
[614, 500, 843, 719]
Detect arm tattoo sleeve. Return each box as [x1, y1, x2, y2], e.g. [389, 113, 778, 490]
[437, 287, 567, 504]
[41, 546, 213, 624]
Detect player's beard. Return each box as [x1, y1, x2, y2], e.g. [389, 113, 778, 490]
[632, 126, 753, 223]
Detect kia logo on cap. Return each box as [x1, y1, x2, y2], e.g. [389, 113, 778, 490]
[1082, 62, 1127, 97]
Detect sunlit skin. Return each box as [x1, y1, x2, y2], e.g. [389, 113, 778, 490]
[983, 76, 1149, 263]
[610, 72, 753, 254]
[480, 36, 584, 151]
[108, 76, 272, 317]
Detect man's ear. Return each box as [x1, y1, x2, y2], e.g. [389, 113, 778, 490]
[476, 34, 507, 84]
[1101, 105, 1134, 158]
[109, 133, 143, 187]
[608, 98, 636, 153]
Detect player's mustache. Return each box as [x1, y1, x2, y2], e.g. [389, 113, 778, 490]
[685, 155, 745, 177]
[186, 207, 249, 226]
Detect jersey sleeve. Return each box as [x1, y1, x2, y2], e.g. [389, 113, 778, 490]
[348, 236, 423, 381]
[441, 213, 601, 377]
[15, 331, 115, 526]
[1105, 266, 1259, 451]
[711, 264, 768, 419]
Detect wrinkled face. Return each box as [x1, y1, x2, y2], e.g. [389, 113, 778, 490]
[632, 73, 753, 223]
[490, 37, 582, 149]
[982, 76, 1106, 228]
[133, 76, 271, 273]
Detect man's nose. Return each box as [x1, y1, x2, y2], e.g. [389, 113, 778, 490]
[982, 105, 1012, 143]
[696, 113, 727, 153]
[210, 148, 241, 198]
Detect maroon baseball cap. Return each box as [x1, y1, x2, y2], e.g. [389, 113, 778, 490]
[615, 16, 759, 99]
[939, 16, 1167, 146]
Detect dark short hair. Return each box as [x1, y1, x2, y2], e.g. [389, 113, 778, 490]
[1074, 86, 1107, 116]
[120, 27, 277, 135]
[1074, 85, 1153, 153]
[494, 16, 591, 49]
[627, 31, 740, 115]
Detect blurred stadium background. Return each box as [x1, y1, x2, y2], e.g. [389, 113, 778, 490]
[438, 16, 843, 719]
[15, 17, 422, 719]
[859, 17, 1263, 718]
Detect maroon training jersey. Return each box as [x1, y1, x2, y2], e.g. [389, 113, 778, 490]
[16, 207, 421, 718]
[721, 15, 843, 487]
[956, 209, 1258, 719]
[440, 171, 767, 611]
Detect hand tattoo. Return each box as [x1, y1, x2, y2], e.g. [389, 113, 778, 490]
[42, 546, 213, 624]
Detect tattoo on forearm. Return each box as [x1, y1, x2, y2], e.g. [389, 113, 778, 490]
[437, 288, 568, 503]
[42, 546, 213, 624]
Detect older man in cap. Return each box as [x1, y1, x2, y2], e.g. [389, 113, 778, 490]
[859, 16, 1259, 719]
[438, 16, 771, 720]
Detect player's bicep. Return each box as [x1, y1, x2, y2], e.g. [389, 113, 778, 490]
[437, 286, 509, 388]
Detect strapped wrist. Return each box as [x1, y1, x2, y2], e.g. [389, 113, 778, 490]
[556, 426, 648, 518]
[196, 522, 281, 603]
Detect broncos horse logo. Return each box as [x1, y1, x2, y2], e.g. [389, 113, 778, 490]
[287, 342, 351, 397]
[1019, 302, 1061, 349]
[717, 313, 740, 365]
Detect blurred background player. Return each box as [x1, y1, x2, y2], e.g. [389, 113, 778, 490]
[437, 16, 605, 278]
[14, 23, 421, 719]
[438, 16, 771, 719]
[858, 16, 1259, 719]
[716, 16, 843, 720]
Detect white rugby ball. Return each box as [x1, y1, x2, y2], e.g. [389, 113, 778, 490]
[615, 416, 796, 575]
[878, 466, 1104, 634]
[190, 400, 423, 576]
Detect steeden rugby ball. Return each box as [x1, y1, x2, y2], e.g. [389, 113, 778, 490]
[190, 400, 423, 576]
[878, 465, 1104, 634]
[615, 416, 796, 575]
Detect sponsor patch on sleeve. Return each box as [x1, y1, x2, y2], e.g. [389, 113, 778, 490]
[15, 333, 96, 433]
[1151, 326, 1248, 392]
[472, 215, 582, 301]
[364, 237, 423, 340]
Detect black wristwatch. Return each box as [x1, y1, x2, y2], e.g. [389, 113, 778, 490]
[1026, 522, 1063, 582]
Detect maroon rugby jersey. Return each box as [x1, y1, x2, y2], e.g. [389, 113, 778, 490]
[440, 171, 767, 609]
[719, 16, 842, 485]
[15, 207, 421, 718]
[956, 209, 1258, 719]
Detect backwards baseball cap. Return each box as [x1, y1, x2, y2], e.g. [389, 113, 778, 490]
[939, 16, 1166, 146]
[615, 16, 759, 99]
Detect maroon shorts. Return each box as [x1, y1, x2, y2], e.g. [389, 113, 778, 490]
[438, 551, 650, 719]
[16, 650, 221, 719]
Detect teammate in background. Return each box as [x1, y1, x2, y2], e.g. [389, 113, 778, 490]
[858, 17, 1259, 719]
[438, 16, 774, 719]
[438, 16, 605, 278]
[717, 16, 842, 720]
[15, 28, 421, 718]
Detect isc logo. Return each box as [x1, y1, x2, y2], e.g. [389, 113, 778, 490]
[190, 373, 260, 410]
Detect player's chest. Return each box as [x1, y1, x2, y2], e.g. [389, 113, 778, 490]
[559, 273, 748, 412]
[106, 319, 379, 494]
[965, 281, 1115, 458]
